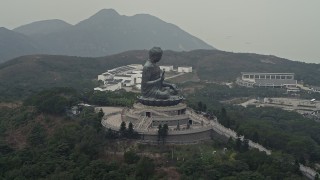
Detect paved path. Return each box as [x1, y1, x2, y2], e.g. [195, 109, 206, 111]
[165, 73, 185, 80]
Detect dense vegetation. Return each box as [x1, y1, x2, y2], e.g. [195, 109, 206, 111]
[176, 143, 302, 180]
[228, 106, 320, 163]
[187, 83, 320, 166]
[84, 90, 137, 107]
[0, 88, 150, 179]
[0, 53, 145, 101]
[0, 87, 311, 179]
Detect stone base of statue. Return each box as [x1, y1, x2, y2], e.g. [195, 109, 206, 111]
[125, 102, 189, 127]
[101, 103, 228, 144]
[102, 102, 225, 144]
[137, 96, 184, 106]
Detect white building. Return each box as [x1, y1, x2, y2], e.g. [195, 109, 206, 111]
[178, 66, 192, 73]
[128, 71, 142, 84]
[94, 81, 122, 92]
[160, 65, 174, 72]
[95, 64, 143, 91]
[114, 75, 132, 86]
[98, 72, 113, 81]
[237, 72, 297, 88]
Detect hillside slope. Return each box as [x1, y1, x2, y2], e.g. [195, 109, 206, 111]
[13, 19, 72, 37]
[1, 49, 319, 100]
[0, 27, 40, 63]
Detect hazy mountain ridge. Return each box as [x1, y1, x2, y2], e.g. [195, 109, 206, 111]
[13, 19, 72, 37]
[0, 27, 40, 61]
[0, 9, 214, 63]
[1, 49, 319, 100]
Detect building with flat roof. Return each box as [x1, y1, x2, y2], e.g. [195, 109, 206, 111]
[96, 64, 143, 91]
[237, 72, 297, 88]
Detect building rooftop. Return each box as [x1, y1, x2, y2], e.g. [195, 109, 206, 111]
[241, 72, 294, 75]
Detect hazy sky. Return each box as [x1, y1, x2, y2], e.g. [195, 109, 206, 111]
[1, 0, 319, 63]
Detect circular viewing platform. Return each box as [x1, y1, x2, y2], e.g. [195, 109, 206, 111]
[100, 105, 216, 144]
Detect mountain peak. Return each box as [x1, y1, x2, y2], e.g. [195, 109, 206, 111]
[91, 9, 120, 18]
[75, 9, 121, 27]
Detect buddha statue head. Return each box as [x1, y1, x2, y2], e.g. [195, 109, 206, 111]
[149, 47, 163, 63]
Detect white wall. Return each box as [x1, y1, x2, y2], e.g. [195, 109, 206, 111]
[160, 66, 174, 72]
[98, 73, 113, 81]
[178, 67, 192, 73]
[94, 83, 122, 92]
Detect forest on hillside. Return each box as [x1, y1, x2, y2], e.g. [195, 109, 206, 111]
[1, 50, 320, 101]
[0, 87, 312, 179]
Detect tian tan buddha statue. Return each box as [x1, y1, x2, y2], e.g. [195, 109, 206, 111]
[139, 47, 182, 106]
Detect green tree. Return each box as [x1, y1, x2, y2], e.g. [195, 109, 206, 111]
[219, 107, 231, 128]
[235, 137, 242, 151]
[252, 131, 259, 142]
[135, 157, 155, 180]
[128, 122, 134, 136]
[198, 101, 203, 112]
[203, 104, 207, 112]
[124, 150, 140, 164]
[157, 124, 162, 143]
[98, 108, 104, 119]
[105, 128, 118, 139]
[120, 121, 127, 137]
[157, 124, 169, 144]
[28, 124, 46, 146]
[241, 139, 249, 152]
[162, 124, 169, 144]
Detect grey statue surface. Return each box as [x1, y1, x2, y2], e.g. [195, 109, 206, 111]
[141, 47, 178, 99]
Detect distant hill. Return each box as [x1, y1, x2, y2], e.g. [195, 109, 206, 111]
[13, 19, 72, 37]
[0, 27, 40, 62]
[0, 9, 214, 63]
[1, 49, 320, 100]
